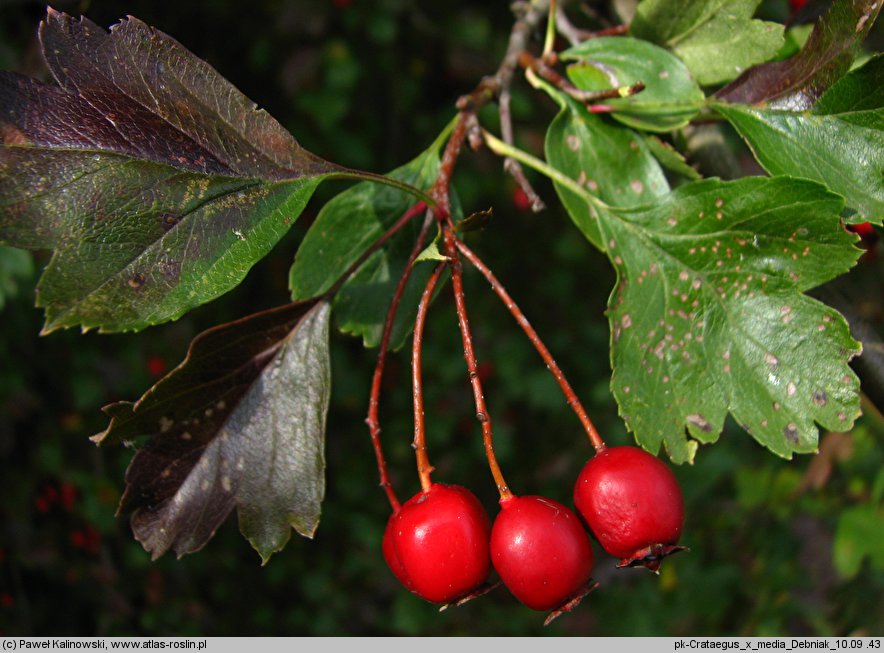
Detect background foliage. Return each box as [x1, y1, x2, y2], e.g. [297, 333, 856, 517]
[0, 0, 882, 636]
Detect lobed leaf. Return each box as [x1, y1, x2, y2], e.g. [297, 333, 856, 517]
[0, 10, 344, 333]
[95, 300, 332, 562]
[597, 178, 862, 463]
[630, 0, 784, 86]
[643, 135, 702, 181]
[716, 0, 882, 108]
[562, 36, 705, 132]
[715, 56, 884, 224]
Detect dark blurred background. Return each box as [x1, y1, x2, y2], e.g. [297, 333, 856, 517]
[0, 0, 882, 637]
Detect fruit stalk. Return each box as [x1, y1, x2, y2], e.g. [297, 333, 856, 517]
[366, 207, 436, 511]
[455, 239, 606, 452]
[442, 223, 513, 501]
[411, 261, 448, 492]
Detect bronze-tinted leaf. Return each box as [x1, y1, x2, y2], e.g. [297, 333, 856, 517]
[716, 0, 882, 109]
[0, 10, 345, 333]
[95, 300, 332, 561]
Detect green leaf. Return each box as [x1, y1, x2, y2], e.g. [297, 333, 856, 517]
[716, 0, 882, 108]
[597, 177, 861, 463]
[290, 127, 450, 349]
[0, 10, 344, 333]
[544, 94, 670, 249]
[714, 99, 884, 223]
[630, 0, 784, 86]
[0, 245, 33, 310]
[95, 300, 332, 562]
[833, 503, 884, 579]
[814, 53, 884, 115]
[562, 36, 705, 132]
[643, 135, 702, 181]
[414, 239, 447, 263]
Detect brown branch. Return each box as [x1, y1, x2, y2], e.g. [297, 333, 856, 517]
[429, 116, 471, 219]
[455, 238, 606, 452]
[556, 6, 628, 44]
[451, 0, 552, 206]
[456, 0, 552, 114]
[499, 85, 546, 213]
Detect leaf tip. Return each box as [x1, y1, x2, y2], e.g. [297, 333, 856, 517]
[38, 320, 60, 336]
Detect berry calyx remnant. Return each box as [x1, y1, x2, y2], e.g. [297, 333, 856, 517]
[490, 494, 595, 619]
[383, 483, 492, 604]
[573, 446, 686, 572]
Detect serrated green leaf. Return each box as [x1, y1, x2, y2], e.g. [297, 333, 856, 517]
[289, 149, 439, 298]
[631, 0, 784, 86]
[562, 37, 704, 132]
[290, 126, 452, 349]
[95, 300, 331, 562]
[0, 11, 344, 333]
[644, 135, 702, 181]
[597, 177, 861, 463]
[714, 100, 884, 224]
[1, 149, 324, 332]
[833, 503, 884, 579]
[814, 53, 884, 115]
[716, 0, 882, 108]
[544, 94, 670, 249]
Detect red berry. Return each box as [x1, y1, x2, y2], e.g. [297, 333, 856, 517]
[82, 525, 102, 554]
[512, 187, 531, 212]
[490, 495, 594, 612]
[382, 514, 413, 590]
[70, 530, 87, 549]
[384, 483, 491, 604]
[42, 484, 59, 504]
[574, 446, 686, 571]
[146, 355, 167, 377]
[789, 0, 808, 11]
[60, 483, 77, 512]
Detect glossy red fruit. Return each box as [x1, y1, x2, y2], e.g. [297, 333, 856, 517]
[490, 495, 594, 612]
[382, 514, 412, 590]
[383, 483, 491, 604]
[574, 446, 685, 571]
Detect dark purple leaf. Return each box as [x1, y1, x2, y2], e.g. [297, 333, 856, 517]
[0, 10, 346, 333]
[93, 299, 332, 561]
[716, 0, 882, 108]
[32, 9, 334, 179]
